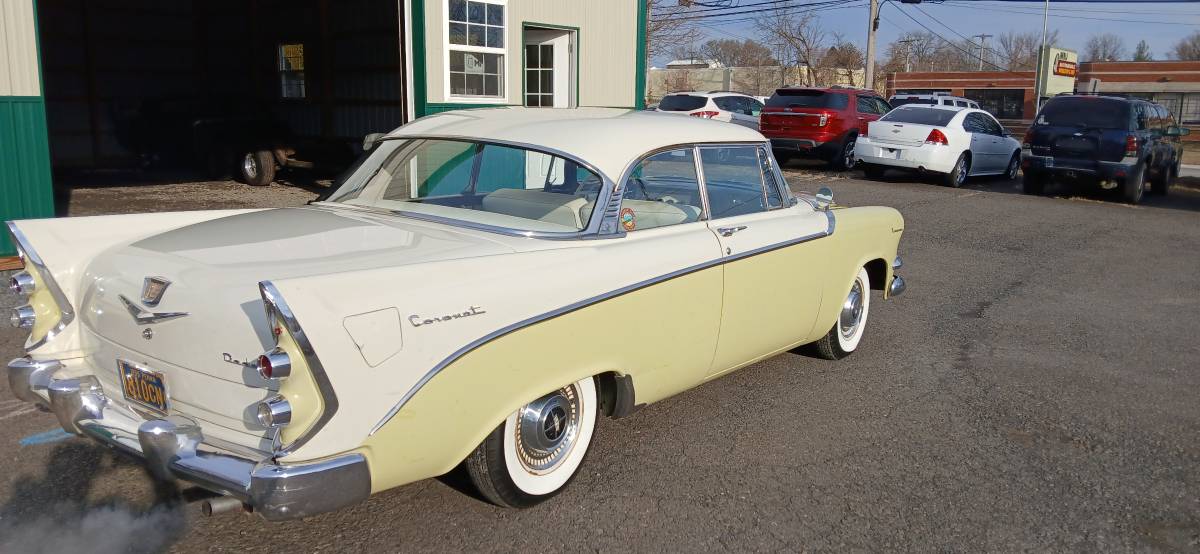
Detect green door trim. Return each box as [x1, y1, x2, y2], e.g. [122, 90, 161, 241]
[520, 22, 581, 109]
[635, 0, 647, 110]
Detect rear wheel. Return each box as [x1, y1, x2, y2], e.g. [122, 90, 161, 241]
[829, 135, 857, 171]
[238, 150, 276, 186]
[809, 267, 871, 360]
[943, 153, 969, 188]
[1022, 172, 1046, 195]
[465, 377, 598, 508]
[1122, 163, 1147, 204]
[862, 163, 886, 180]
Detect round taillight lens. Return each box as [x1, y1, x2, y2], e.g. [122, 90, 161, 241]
[256, 395, 292, 428]
[256, 348, 292, 380]
[9, 272, 35, 295]
[10, 305, 35, 329]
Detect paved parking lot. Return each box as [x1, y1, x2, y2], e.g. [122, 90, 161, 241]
[2, 165, 1199, 552]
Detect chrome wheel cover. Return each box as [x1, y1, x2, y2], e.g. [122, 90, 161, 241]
[1007, 157, 1019, 179]
[844, 141, 856, 168]
[243, 153, 258, 179]
[514, 384, 582, 475]
[839, 280, 865, 339]
[955, 158, 967, 185]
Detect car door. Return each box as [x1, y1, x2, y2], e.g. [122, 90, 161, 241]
[982, 112, 1016, 169]
[721, 96, 759, 130]
[964, 113, 999, 174]
[854, 95, 883, 136]
[699, 144, 826, 377]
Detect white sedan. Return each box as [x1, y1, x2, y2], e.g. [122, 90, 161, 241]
[855, 105, 1022, 187]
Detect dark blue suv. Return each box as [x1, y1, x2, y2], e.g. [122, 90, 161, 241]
[1021, 95, 1190, 203]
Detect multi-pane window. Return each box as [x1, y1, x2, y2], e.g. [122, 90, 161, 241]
[448, 0, 505, 98]
[278, 43, 306, 99]
[525, 44, 553, 107]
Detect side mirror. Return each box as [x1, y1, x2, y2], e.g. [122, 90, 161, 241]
[815, 186, 834, 210]
[1166, 126, 1191, 137]
[362, 132, 386, 152]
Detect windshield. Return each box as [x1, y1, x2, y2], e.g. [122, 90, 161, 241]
[880, 106, 957, 126]
[659, 95, 708, 111]
[766, 90, 848, 109]
[1037, 98, 1131, 129]
[324, 139, 605, 233]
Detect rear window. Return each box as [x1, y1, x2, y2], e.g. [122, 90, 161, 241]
[659, 95, 708, 112]
[1037, 98, 1131, 129]
[767, 90, 849, 109]
[891, 97, 936, 107]
[880, 106, 957, 126]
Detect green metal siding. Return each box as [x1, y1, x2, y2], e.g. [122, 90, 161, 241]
[0, 96, 54, 255]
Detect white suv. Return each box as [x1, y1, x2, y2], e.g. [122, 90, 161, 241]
[655, 91, 764, 130]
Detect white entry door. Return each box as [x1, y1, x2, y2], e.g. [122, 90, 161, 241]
[524, 29, 573, 108]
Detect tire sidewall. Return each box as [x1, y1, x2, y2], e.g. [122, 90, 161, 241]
[500, 377, 598, 498]
[948, 154, 969, 187]
[1006, 153, 1020, 180]
[836, 268, 871, 353]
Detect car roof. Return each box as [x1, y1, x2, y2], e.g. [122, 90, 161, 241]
[775, 87, 876, 95]
[388, 107, 764, 180]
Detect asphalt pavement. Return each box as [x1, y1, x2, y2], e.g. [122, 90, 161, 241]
[1, 166, 1198, 552]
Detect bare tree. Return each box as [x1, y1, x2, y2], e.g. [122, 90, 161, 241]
[754, 9, 829, 87]
[823, 39, 864, 86]
[996, 30, 1061, 71]
[1132, 40, 1153, 62]
[647, 0, 700, 60]
[699, 39, 777, 68]
[1084, 33, 1126, 62]
[882, 31, 941, 74]
[1171, 31, 1200, 60]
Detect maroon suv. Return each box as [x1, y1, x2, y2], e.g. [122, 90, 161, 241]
[759, 87, 892, 170]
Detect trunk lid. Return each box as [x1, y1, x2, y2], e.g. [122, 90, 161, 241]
[867, 121, 935, 147]
[78, 206, 515, 452]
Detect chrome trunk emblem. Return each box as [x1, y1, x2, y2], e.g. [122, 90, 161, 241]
[141, 276, 171, 307]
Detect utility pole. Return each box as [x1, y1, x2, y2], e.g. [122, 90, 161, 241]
[898, 38, 916, 73]
[1034, 0, 1050, 114]
[864, 0, 879, 89]
[974, 34, 993, 71]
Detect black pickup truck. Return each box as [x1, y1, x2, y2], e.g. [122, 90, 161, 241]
[1021, 95, 1190, 204]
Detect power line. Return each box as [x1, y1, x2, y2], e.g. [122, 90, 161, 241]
[912, 4, 1018, 67]
[889, 5, 1013, 72]
[937, 1, 1200, 26]
[943, 0, 1199, 17]
[657, 0, 865, 25]
[651, 0, 855, 22]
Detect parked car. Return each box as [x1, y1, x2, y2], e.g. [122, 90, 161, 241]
[888, 93, 980, 110]
[856, 105, 1022, 187]
[759, 87, 893, 170]
[1021, 95, 1189, 203]
[5, 108, 906, 520]
[654, 91, 764, 129]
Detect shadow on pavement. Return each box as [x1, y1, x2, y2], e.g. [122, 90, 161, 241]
[0, 441, 189, 554]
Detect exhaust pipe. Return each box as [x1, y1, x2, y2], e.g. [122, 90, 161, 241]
[201, 495, 248, 517]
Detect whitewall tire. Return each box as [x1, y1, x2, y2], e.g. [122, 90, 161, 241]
[809, 267, 871, 360]
[465, 376, 598, 507]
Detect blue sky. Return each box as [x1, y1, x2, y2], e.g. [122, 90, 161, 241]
[654, 1, 1200, 66]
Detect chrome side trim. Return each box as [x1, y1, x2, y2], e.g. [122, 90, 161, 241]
[259, 281, 339, 456]
[4, 221, 76, 351]
[368, 211, 838, 436]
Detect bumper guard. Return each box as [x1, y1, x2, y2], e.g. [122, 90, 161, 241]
[7, 356, 371, 521]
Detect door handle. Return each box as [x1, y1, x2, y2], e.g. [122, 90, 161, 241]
[717, 225, 747, 237]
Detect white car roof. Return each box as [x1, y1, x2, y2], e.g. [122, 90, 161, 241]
[388, 107, 764, 180]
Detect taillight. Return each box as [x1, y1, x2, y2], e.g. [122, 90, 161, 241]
[1022, 129, 1034, 149]
[256, 347, 292, 380]
[818, 114, 829, 126]
[1125, 134, 1138, 157]
[690, 111, 720, 119]
[925, 129, 949, 145]
[8, 272, 35, 295]
[9, 305, 35, 329]
[256, 395, 292, 428]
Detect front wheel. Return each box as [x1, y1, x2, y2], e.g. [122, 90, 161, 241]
[809, 267, 871, 360]
[1003, 152, 1020, 181]
[465, 376, 598, 508]
[1151, 162, 1176, 196]
[238, 150, 276, 186]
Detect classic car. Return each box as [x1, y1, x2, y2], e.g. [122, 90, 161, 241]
[5, 107, 906, 520]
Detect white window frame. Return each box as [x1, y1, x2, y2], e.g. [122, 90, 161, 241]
[443, 0, 509, 104]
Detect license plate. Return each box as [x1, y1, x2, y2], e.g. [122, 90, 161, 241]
[1044, 158, 1054, 168]
[118, 359, 169, 414]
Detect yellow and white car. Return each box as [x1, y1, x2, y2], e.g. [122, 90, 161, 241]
[5, 108, 905, 520]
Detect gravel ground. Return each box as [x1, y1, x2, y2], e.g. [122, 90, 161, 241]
[1, 164, 1199, 552]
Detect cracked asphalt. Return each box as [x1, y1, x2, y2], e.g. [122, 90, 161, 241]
[1, 165, 1198, 552]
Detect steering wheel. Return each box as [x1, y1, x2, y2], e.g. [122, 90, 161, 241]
[630, 177, 652, 200]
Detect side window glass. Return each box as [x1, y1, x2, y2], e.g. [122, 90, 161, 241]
[875, 98, 893, 113]
[700, 146, 769, 219]
[956, 100, 969, 107]
[622, 148, 705, 231]
[856, 96, 874, 114]
[759, 147, 784, 209]
[713, 97, 735, 112]
[749, 98, 764, 116]
[962, 114, 981, 133]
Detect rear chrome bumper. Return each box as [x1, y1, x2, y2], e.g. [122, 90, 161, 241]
[7, 356, 371, 521]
